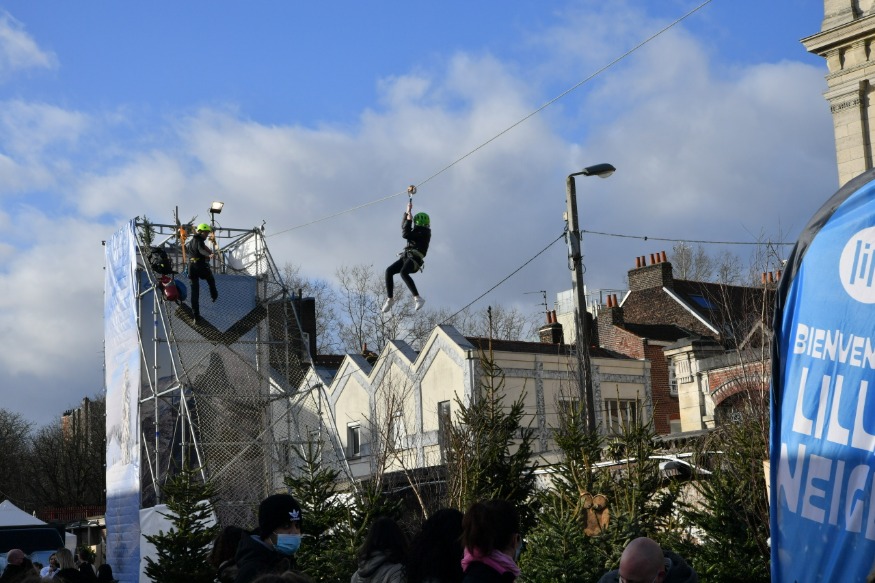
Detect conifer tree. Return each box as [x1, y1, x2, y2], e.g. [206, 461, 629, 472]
[521, 404, 681, 582]
[520, 400, 606, 582]
[143, 466, 219, 583]
[284, 439, 356, 583]
[673, 401, 770, 583]
[445, 330, 537, 524]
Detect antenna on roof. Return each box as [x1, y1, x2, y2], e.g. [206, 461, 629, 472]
[525, 290, 548, 312]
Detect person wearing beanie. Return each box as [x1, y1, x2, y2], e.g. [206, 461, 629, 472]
[234, 494, 304, 583]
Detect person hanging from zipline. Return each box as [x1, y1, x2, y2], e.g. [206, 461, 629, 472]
[382, 190, 431, 313]
[186, 222, 219, 323]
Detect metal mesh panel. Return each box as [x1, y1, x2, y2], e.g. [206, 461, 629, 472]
[134, 221, 320, 528]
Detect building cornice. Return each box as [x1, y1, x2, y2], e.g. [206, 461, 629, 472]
[802, 13, 875, 55]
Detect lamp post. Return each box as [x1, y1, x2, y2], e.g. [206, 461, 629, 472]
[565, 163, 615, 435]
[209, 201, 224, 269]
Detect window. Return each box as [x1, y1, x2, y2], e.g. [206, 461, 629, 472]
[675, 358, 692, 383]
[558, 398, 581, 418]
[347, 424, 361, 458]
[604, 399, 640, 432]
[688, 293, 715, 309]
[391, 412, 405, 451]
[309, 428, 321, 445]
[438, 401, 451, 431]
[279, 439, 292, 466]
[557, 398, 581, 428]
[438, 401, 451, 462]
[667, 360, 678, 396]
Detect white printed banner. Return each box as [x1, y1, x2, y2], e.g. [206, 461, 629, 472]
[104, 220, 141, 583]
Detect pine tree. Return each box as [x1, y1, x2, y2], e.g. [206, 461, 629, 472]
[673, 401, 770, 583]
[284, 439, 356, 583]
[143, 466, 220, 583]
[521, 403, 681, 582]
[521, 401, 607, 582]
[445, 334, 537, 524]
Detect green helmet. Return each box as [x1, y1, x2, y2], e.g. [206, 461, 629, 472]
[413, 212, 430, 228]
[196, 223, 211, 233]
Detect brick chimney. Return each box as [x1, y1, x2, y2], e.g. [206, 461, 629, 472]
[292, 292, 317, 358]
[628, 251, 674, 291]
[597, 294, 623, 343]
[538, 310, 564, 345]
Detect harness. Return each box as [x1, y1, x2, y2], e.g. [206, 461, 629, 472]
[401, 248, 426, 272]
[186, 235, 210, 263]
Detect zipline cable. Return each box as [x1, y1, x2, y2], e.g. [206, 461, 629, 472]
[438, 230, 567, 325]
[268, 0, 714, 237]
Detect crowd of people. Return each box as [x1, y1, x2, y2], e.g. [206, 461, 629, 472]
[0, 492, 700, 583]
[213, 493, 700, 583]
[0, 548, 117, 583]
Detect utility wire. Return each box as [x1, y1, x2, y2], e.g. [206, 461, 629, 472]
[581, 229, 795, 246]
[268, 0, 714, 237]
[439, 231, 567, 325]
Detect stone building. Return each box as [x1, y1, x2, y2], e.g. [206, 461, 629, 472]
[299, 324, 649, 482]
[596, 252, 775, 433]
[803, 0, 875, 185]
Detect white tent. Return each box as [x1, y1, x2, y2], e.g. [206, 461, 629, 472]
[0, 501, 45, 527]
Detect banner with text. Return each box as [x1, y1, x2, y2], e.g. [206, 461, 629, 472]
[772, 169, 875, 581]
[104, 220, 141, 583]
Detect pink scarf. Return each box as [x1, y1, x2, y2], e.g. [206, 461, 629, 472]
[461, 547, 521, 578]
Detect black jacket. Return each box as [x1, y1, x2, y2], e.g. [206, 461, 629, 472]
[597, 550, 698, 583]
[233, 534, 293, 583]
[402, 215, 431, 257]
[54, 568, 88, 583]
[461, 561, 516, 583]
[186, 234, 212, 262]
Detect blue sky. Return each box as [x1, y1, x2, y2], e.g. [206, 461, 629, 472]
[0, 0, 835, 425]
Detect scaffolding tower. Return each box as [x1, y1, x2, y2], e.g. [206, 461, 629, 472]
[132, 218, 327, 527]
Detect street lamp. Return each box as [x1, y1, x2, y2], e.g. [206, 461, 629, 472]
[566, 163, 615, 435]
[209, 201, 224, 268]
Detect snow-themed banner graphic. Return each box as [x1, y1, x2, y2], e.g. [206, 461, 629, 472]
[771, 169, 875, 582]
[104, 220, 142, 583]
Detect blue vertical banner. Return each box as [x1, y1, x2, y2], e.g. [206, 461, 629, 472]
[104, 220, 142, 583]
[772, 169, 875, 582]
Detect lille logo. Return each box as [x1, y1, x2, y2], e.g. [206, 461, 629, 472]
[840, 226, 875, 303]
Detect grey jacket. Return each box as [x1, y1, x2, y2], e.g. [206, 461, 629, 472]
[350, 552, 405, 583]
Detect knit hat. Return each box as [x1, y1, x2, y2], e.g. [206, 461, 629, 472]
[6, 549, 25, 566]
[258, 493, 303, 536]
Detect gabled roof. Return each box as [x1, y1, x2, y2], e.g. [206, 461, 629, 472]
[622, 273, 775, 345]
[464, 336, 623, 359]
[672, 279, 770, 321]
[621, 323, 694, 343]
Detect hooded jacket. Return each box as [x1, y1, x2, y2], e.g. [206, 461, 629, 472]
[350, 552, 404, 583]
[401, 216, 430, 258]
[233, 534, 292, 583]
[597, 549, 698, 583]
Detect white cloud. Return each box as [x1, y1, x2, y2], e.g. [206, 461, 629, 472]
[0, 100, 89, 195]
[0, 10, 57, 79]
[0, 211, 104, 368]
[0, 100, 88, 157]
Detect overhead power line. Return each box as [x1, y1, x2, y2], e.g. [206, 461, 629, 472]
[581, 229, 795, 247]
[268, 0, 714, 238]
[439, 231, 567, 324]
